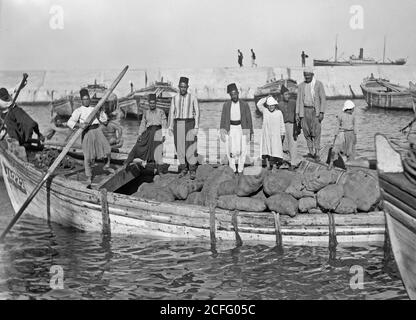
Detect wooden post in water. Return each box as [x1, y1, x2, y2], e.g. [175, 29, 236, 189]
[209, 203, 216, 250]
[100, 189, 111, 235]
[273, 211, 282, 247]
[232, 210, 243, 247]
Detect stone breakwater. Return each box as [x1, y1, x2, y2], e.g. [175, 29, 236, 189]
[1, 65, 416, 102]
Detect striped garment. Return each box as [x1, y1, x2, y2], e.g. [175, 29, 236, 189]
[168, 93, 200, 130]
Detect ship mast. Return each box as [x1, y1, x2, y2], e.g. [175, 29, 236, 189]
[383, 35, 386, 63]
[335, 34, 338, 62]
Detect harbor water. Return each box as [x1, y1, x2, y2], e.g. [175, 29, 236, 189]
[0, 100, 413, 299]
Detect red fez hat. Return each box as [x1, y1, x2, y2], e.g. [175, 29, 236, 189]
[179, 77, 189, 85]
[227, 83, 238, 94]
[80, 88, 90, 98]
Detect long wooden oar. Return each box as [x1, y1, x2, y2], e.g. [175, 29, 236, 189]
[0, 66, 129, 242]
[0, 73, 29, 139]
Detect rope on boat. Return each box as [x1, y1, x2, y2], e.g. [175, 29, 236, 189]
[272, 211, 282, 247]
[231, 210, 243, 247]
[327, 212, 338, 248]
[100, 189, 111, 235]
[208, 203, 216, 248]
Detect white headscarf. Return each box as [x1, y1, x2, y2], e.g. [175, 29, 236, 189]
[266, 96, 278, 106]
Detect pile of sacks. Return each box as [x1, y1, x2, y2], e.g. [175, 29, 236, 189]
[132, 164, 381, 217]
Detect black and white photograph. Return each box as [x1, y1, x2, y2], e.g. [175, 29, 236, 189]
[0, 0, 415, 304]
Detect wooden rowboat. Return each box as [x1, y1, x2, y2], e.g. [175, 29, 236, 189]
[51, 81, 119, 126]
[0, 140, 385, 247]
[375, 134, 416, 300]
[253, 78, 297, 117]
[119, 81, 177, 120]
[361, 77, 416, 112]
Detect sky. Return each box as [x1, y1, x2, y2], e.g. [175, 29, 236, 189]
[0, 0, 416, 70]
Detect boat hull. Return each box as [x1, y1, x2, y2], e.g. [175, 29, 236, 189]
[361, 84, 415, 111]
[384, 203, 416, 300]
[0, 142, 385, 246]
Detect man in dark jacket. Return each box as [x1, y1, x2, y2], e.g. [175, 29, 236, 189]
[278, 85, 298, 167]
[0, 87, 44, 147]
[220, 83, 253, 175]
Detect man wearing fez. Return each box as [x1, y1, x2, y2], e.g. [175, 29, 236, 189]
[296, 67, 327, 161]
[168, 77, 200, 179]
[0, 87, 44, 147]
[66, 88, 113, 187]
[278, 85, 298, 167]
[123, 93, 167, 171]
[220, 83, 253, 175]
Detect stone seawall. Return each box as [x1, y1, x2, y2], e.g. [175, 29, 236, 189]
[1, 65, 416, 102]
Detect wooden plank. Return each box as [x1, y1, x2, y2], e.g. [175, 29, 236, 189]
[382, 192, 416, 221]
[96, 164, 142, 192]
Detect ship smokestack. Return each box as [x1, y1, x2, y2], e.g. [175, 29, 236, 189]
[359, 48, 364, 59]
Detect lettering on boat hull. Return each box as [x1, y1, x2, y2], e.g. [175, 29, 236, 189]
[3, 164, 27, 195]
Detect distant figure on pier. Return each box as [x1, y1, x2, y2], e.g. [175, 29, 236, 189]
[238, 50, 243, 67]
[251, 49, 257, 67]
[296, 67, 327, 161]
[301, 51, 309, 67]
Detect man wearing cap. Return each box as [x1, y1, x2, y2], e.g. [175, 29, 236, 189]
[220, 83, 253, 174]
[296, 67, 327, 161]
[168, 77, 200, 179]
[256, 95, 286, 170]
[278, 85, 298, 167]
[0, 87, 44, 147]
[334, 100, 357, 161]
[123, 93, 167, 171]
[66, 88, 112, 187]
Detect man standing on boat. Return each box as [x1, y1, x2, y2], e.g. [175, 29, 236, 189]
[220, 83, 253, 175]
[296, 67, 327, 161]
[251, 49, 257, 67]
[0, 87, 44, 147]
[168, 77, 200, 179]
[278, 85, 298, 167]
[123, 94, 167, 171]
[301, 51, 309, 67]
[66, 88, 113, 187]
[238, 50, 244, 67]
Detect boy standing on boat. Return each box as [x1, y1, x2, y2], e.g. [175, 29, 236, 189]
[0, 87, 44, 147]
[256, 96, 286, 170]
[168, 77, 200, 179]
[334, 100, 357, 161]
[220, 83, 253, 175]
[123, 94, 167, 171]
[296, 67, 327, 161]
[66, 88, 113, 187]
[278, 85, 298, 167]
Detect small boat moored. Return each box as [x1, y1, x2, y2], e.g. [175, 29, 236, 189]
[51, 81, 119, 127]
[253, 78, 297, 116]
[119, 81, 177, 120]
[361, 76, 416, 112]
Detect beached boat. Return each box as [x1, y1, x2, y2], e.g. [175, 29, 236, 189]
[375, 134, 416, 300]
[0, 139, 386, 247]
[361, 77, 416, 112]
[253, 78, 297, 116]
[119, 81, 177, 120]
[51, 81, 119, 126]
